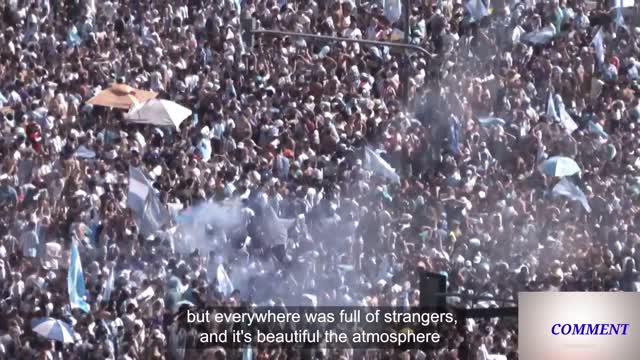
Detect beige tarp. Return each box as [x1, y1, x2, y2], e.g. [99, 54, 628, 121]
[87, 83, 158, 110]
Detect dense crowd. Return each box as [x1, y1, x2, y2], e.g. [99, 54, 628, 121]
[1, 0, 640, 359]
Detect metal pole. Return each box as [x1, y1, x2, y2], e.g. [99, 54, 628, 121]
[434, 292, 517, 304]
[250, 29, 434, 58]
[402, 0, 412, 108]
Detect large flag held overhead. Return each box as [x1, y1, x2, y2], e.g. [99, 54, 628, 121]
[466, 0, 488, 22]
[128, 166, 170, 236]
[591, 28, 605, 67]
[552, 178, 592, 213]
[68, 241, 90, 313]
[364, 147, 401, 184]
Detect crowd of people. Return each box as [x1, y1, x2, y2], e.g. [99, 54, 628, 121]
[1, 0, 640, 359]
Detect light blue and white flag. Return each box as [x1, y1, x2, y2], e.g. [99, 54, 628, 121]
[589, 121, 609, 139]
[68, 241, 90, 313]
[466, 0, 488, 22]
[216, 264, 235, 297]
[556, 96, 578, 134]
[128, 166, 170, 236]
[102, 265, 115, 303]
[552, 178, 592, 213]
[591, 27, 605, 67]
[559, 107, 578, 134]
[364, 147, 401, 184]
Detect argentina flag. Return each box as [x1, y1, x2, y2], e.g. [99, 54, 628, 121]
[128, 166, 170, 236]
[68, 241, 90, 313]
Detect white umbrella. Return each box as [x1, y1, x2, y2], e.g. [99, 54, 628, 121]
[539, 156, 581, 177]
[126, 99, 192, 129]
[31, 317, 76, 343]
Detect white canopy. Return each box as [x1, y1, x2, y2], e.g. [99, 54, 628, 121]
[126, 99, 192, 129]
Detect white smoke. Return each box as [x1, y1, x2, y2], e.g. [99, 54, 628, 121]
[174, 198, 246, 255]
